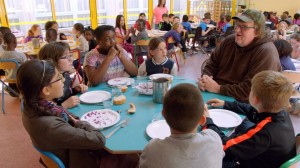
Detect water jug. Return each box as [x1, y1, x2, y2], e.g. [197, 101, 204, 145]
[153, 78, 169, 103]
[32, 38, 40, 49]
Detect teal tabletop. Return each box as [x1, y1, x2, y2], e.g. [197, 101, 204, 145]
[69, 76, 236, 154]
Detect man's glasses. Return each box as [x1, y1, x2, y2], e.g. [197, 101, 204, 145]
[48, 73, 65, 85]
[234, 24, 256, 31]
[60, 53, 73, 61]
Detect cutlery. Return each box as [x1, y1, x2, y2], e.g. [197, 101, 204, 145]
[105, 119, 129, 138]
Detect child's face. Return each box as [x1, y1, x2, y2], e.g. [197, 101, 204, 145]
[169, 16, 174, 23]
[51, 23, 59, 32]
[204, 19, 210, 24]
[150, 42, 167, 59]
[137, 22, 145, 32]
[163, 16, 169, 22]
[84, 31, 94, 41]
[139, 15, 146, 20]
[72, 27, 79, 36]
[120, 17, 125, 26]
[176, 25, 183, 33]
[173, 18, 180, 23]
[97, 30, 116, 54]
[58, 49, 74, 72]
[44, 69, 65, 100]
[33, 27, 41, 36]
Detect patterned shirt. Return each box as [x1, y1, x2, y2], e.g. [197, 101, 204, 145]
[83, 48, 131, 82]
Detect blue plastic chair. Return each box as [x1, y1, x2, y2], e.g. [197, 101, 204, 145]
[33, 145, 65, 168]
[0, 59, 19, 114]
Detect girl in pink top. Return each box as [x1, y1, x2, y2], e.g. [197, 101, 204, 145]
[115, 15, 135, 57]
[153, 0, 168, 29]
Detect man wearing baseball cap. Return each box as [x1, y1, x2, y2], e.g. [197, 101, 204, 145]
[198, 9, 281, 102]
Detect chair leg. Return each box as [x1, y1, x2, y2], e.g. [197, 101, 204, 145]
[171, 52, 180, 71]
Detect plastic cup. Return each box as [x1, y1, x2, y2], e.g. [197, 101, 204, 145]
[103, 98, 113, 109]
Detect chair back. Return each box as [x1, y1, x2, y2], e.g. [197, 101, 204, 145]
[223, 26, 234, 37]
[167, 37, 176, 44]
[194, 27, 208, 41]
[279, 134, 300, 168]
[33, 145, 65, 168]
[133, 39, 150, 66]
[0, 59, 19, 70]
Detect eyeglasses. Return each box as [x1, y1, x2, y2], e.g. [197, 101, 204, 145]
[234, 24, 256, 31]
[60, 53, 73, 61]
[48, 73, 65, 85]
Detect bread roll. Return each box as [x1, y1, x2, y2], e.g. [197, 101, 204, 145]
[113, 95, 126, 105]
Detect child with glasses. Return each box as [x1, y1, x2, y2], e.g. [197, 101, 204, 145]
[39, 42, 88, 109]
[17, 59, 107, 167]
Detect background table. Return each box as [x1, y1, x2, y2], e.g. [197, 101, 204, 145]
[69, 76, 235, 154]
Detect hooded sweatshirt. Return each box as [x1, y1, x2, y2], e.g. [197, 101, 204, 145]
[203, 34, 281, 102]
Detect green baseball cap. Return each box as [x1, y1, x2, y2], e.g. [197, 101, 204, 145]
[232, 9, 262, 23]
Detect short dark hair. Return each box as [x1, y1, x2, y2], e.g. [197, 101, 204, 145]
[169, 13, 175, 18]
[139, 13, 146, 17]
[45, 21, 58, 30]
[73, 23, 85, 34]
[162, 13, 168, 18]
[94, 25, 115, 40]
[225, 15, 231, 22]
[3, 32, 16, 45]
[182, 15, 188, 22]
[0, 26, 11, 35]
[273, 39, 293, 58]
[163, 83, 204, 133]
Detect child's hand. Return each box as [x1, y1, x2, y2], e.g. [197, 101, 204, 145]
[74, 84, 88, 93]
[203, 104, 210, 117]
[207, 98, 225, 107]
[61, 96, 80, 109]
[68, 113, 79, 124]
[107, 45, 118, 60]
[115, 44, 124, 59]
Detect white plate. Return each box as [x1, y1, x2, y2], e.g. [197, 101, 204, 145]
[149, 73, 173, 81]
[146, 120, 171, 139]
[79, 91, 111, 104]
[208, 109, 242, 128]
[136, 82, 153, 95]
[80, 109, 120, 129]
[107, 77, 134, 86]
[207, 24, 216, 28]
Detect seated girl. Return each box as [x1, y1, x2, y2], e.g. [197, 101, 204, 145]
[39, 42, 88, 109]
[18, 60, 139, 167]
[83, 25, 138, 86]
[274, 39, 296, 71]
[72, 23, 89, 52]
[138, 37, 177, 76]
[24, 24, 43, 43]
[115, 15, 134, 56]
[163, 22, 184, 57]
[17, 59, 105, 167]
[84, 27, 97, 51]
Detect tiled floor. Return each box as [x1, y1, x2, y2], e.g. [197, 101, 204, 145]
[0, 52, 299, 168]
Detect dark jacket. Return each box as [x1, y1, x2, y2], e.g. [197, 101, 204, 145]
[54, 72, 78, 106]
[203, 35, 281, 102]
[159, 21, 171, 31]
[22, 110, 106, 168]
[206, 101, 296, 168]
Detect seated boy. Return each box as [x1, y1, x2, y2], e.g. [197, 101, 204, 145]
[198, 15, 215, 48]
[134, 13, 151, 30]
[159, 13, 172, 31]
[222, 15, 232, 33]
[45, 28, 57, 43]
[83, 25, 138, 86]
[130, 19, 149, 65]
[0, 33, 27, 96]
[139, 83, 224, 168]
[206, 70, 296, 168]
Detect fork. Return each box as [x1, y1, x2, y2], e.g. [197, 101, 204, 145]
[105, 119, 129, 138]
